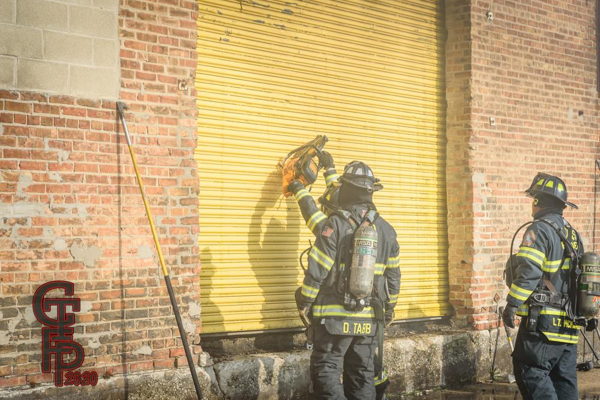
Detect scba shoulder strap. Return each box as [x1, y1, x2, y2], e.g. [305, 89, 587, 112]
[364, 209, 380, 225]
[538, 218, 582, 320]
[332, 209, 357, 228]
[332, 209, 380, 228]
[538, 218, 582, 272]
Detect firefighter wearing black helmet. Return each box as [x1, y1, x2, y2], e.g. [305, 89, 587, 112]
[502, 173, 584, 400]
[288, 154, 392, 399]
[296, 161, 400, 400]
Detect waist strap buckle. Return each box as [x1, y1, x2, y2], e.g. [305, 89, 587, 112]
[532, 293, 550, 304]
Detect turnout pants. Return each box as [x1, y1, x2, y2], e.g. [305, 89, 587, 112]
[310, 322, 377, 400]
[512, 324, 578, 400]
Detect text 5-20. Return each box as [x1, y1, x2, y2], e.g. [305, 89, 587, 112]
[64, 371, 98, 386]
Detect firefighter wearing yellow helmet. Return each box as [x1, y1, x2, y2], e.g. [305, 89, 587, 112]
[503, 172, 584, 400]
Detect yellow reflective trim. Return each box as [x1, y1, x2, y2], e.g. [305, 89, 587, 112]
[309, 246, 333, 271]
[545, 180, 554, 188]
[309, 252, 332, 271]
[541, 266, 558, 273]
[516, 252, 544, 267]
[519, 246, 545, 259]
[295, 189, 310, 201]
[541, 331, 578, 344]
[516, 307, 570, 317]
[516, 304, 528, 316]
[301, 284, 319, 299]
[325, 174, 339, 185]
[558, 183, 565, 192]
[539, 258, 571, 270]
[312, 245, 333, 265]
[536, 179, 544, 186]
[508, 289, 529, 301]
[386, 256, 400, 267]
[374, 263, 385, 276]
[389, 294, 399, 303]
[510, 283, 533, 296]
[541, 309, 567, 316]
[301, 291, 317, 299]
[312, 304, 375, 318]
[307, 211, 327, 232]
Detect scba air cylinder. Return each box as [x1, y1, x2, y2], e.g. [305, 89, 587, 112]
[578, 252, 600, 318]
[349, 224, 378, 299]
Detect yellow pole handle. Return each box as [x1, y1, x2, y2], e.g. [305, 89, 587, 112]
[116, 102, 203, 399]
[116, 102, 169, 277]
[126, 145, 169, 277]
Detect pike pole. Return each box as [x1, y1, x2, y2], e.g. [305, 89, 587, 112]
[116, 102, 203, 400]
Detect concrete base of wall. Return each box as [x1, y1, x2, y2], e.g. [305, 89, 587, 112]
[0, 328, 515, 399]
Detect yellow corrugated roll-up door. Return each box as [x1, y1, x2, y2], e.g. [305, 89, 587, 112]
[196, 0, 449, 334]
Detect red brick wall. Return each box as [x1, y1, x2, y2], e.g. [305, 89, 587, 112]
[2, 0, 599, 391]
[445, 0, 477, 328]
[0, 0, 200, 389]
[446, 0, 600, 329]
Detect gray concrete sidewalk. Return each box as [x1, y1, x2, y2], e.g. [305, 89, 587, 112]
[396, 368, 600, 399]
[1, 327, 515, 399]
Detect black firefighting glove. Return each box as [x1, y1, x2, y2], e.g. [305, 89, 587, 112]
[288, 180, 305, 195]
[502, 304, 518, 329]
[317, 151, 335, 169]
[384, 308, 395, 327]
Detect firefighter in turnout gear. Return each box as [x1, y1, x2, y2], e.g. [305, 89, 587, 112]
[502, 173, 584, 400]
[295, 161, 400, 400]
[289, 154, 392, 399]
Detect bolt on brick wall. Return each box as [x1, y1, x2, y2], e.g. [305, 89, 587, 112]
[446, 0, 600, 329]
[0, 0, 200, 391]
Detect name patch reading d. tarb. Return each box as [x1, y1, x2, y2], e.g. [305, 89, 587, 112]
[323, 319, 376, 336]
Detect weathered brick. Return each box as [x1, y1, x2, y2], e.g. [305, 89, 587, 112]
[445, 0, 599, 328]
[0, 0, 202, 392]
[5, 101, 31, 113]
[14, 363, 39, 375]
[0, 376, 26, 388]
[0, 366, 12, 377]
[129, 361, 153, 373]
[153, 359, 174, 370]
